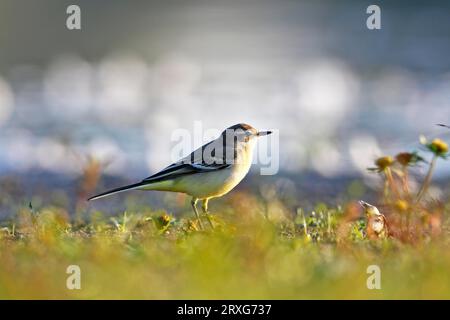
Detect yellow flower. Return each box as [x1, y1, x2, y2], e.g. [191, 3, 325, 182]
[394, 199, 409, 212]
[161, 214, 171, 224]
[156, 214, 171, 228]
[430, 138, 448, 155]
[375, 156, 394, 171]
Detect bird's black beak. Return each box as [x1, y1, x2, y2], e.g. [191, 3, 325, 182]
[257, 131, 272, 137]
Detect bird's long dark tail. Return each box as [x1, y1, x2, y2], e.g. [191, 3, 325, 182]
[88, 181, 148, 201]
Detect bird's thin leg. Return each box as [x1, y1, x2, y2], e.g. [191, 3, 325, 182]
[191, 198, 204, 230]
[201, 198, 214, 229]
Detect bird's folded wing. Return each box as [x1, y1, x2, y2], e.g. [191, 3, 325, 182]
[142, 140, 235, 183]
[88, 138, 235, 200]
[142, 161, 231, 183]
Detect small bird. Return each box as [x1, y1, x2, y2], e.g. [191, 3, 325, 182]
[437, 124, 450, 129]
[88, 123, 272, 229]
[359, 200, 389, 239]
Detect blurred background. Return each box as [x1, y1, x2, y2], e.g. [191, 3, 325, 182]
[0, 0, 450, 217]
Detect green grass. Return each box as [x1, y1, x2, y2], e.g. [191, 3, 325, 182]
[1, 196, 450, 299]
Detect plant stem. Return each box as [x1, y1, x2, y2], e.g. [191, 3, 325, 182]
[401, 167, 411, 198]
[302, 213, 308, 236]
[385, 167, 400, 199]
[416, 155, 437, 203]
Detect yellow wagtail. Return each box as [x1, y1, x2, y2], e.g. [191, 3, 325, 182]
[88, 123, 272, 229]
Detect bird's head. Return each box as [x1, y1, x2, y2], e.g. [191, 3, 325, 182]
[222, 123, 272, 145]
[359, 200, 381, 217]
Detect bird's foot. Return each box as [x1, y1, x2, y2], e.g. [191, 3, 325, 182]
[196, 218, 205, 230]
[204, 213, 214, 229]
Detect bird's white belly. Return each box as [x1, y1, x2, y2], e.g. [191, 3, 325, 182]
[173, 163, 250, 199]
